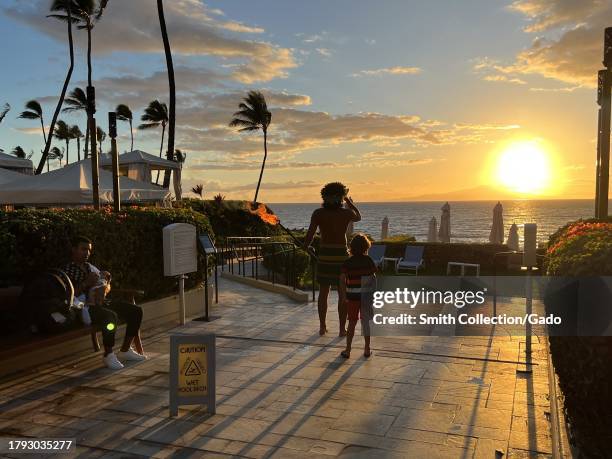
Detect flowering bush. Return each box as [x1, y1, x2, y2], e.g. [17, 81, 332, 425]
[0, 207, 214, 299]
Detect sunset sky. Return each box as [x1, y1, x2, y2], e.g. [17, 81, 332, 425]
[0, 0, 609, 202]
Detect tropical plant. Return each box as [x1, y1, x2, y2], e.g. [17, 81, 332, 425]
[156, 0, 176, 189]
[38, 0, 75, 174]
[191, 184, 204, 198]
[139, 100, 168, 184]
[70, 125, 83, 161]
[18, 100, 47, 144]
[48, 146, 64, 169]
[229, 91, 272, 202]
[115, 104, 133, 151]
[213, 193, 226, 204]
[54, 120, 72, 164]
[11, 146, 27, 159]
[0, 103, 10, 124]
[96, 126, 106, 153]
[63, 87, 89, 157]
[49, 0, 110, 167]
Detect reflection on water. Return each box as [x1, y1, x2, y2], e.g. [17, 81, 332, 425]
[268, 199, 595, 243]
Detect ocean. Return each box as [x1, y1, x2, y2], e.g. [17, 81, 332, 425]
[267, 200, 597, 244]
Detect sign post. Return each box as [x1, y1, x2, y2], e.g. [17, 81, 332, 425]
[163, 223, 197, 325]
[194, 234, 219, 322]
[522, 223, 538, 364]
[169, 333, 215, 417]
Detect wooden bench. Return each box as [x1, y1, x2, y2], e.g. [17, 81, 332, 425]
[0, 284, 144, 357]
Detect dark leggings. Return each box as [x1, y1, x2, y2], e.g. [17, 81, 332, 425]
[89, 301, 143, 348]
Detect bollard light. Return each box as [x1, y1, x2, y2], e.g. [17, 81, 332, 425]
[108, 112, 117, 139]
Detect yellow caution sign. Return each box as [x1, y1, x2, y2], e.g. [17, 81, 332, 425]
[178, 344, 208, 396]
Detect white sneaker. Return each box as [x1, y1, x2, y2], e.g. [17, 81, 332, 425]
[117, 348, 147, 362]
[103, 352, 124, 370]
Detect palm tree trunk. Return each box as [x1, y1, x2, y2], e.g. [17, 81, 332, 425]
[36, 4, 74, 175]
[47, 157, 50, 172]
[156, 123, 166, 184]
[65, 139, 69, 165]
[84, 124, 89, 158]
[157, 0, 176, 189]
[87, 23, 92, 87]
[129, 119, 134, 151]
[40, 118, 47, 144]
[253, 130, 268, 203]
[77, 137, 81, 161]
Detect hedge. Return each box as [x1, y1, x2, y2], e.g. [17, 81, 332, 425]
[0, 207, 214, 299]
[544, 218, 612, 457]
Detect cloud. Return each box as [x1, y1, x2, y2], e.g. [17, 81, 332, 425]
[316, 48, 333, 57]
[475, 0, 611, 87]
[482, 75, 527, 85]
[3, 0, 297, 83]
[351, 66, 423, 77]
[13, 127, 48, 135]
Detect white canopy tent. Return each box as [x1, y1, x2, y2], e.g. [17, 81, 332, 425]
[0, 160, 171, 206]
[0, 167, 30, 185]
[0, 153, 33, 175]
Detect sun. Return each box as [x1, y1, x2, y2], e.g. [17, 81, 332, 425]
[496, 140, 552, 194]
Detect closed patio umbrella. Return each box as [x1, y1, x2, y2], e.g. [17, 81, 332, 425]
[489, 201, 504, 244]
[427, 216, 438, 242]
[381, 216, 389, 240]
[507, 222, 519, 251]
[438, 202, 451, 243]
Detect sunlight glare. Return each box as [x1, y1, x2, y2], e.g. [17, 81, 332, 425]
[496, 140, 551, 194]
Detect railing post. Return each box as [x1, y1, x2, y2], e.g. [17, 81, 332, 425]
[272, 244, 276, 285]
[292, 245, 296, 290]
[311, 254, 316, 302]
[255, 244, 259, 280]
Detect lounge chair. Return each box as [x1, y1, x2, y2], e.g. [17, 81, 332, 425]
[395, 245, 424, 275]
[368, 244, 386, 269]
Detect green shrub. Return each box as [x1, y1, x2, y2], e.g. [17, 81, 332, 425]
[176, 199, 283, 242]
[379, 234, 416, 244]
[0, 207, 214, 299]
[545, 219, 612, 456]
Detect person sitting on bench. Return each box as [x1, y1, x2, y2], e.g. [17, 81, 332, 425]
[64, 235, 146, 370]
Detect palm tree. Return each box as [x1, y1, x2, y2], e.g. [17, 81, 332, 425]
[229, 91, 272, 202]
[48, 146, 63, 170]
[63, 87, 89, 157]
[156, 0, 176, 189]
[54, 120, 72, 165]
[11, 146, 27, 159]
[0, 103, 9, 124]
[96, 126, 106, 153]
[19, 100, 47, 145]
[70, 125, 83, 161]
[116, 104, 133, 151]
[38, 0, 75, 174]
[139, 100, 168, 184]
[191, 184, 204, 199]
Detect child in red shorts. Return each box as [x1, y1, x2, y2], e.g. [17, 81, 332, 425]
[339, 234, 377, 358]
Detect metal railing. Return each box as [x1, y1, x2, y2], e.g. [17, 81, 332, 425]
[219, 236, 316, 301]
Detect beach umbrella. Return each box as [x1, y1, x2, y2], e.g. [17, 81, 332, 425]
[489, 201, 504, 244]
[381, 216, 389, 240]
[438, 202, 451, 243]
[427, 217, 438, 242]
[507, 222, 519, 251]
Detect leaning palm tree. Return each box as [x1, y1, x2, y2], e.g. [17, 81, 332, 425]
[191, 184, 204, 199]
[156, 0, 176, 189]
[19, 100, 47, 145]
[139, 100, 168, 184]
[96, 126, 106, 153]
[70, 125, 83, 161]
[11, 146, 27, 159]
[38, 0, 75, 174]
[63, 87, 89, 157]
[0, 104, 10, 124]
[116, 104, 134, 151]
[229, 91, 272, 203]
[54, 120, 72, 165]
[48, 146, 63, 170]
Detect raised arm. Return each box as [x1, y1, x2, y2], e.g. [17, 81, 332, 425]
[344, 196, 361, 222]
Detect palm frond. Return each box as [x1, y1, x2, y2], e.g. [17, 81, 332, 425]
[19, 111, 40, 120]
[0, 103, 10, 123]
[115, 104, 132, 121]
[138, 122, 160, 130]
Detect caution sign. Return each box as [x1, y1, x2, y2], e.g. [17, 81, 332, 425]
[178, 344, 207, 396]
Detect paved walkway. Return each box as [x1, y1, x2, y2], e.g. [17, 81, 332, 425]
[0, 279, 557, 458]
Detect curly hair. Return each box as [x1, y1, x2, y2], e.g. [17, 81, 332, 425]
[320, 182, 348, 209]
[349, 233, 371, 255]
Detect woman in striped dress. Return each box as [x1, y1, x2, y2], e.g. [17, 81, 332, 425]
[303, 182, 362, 336]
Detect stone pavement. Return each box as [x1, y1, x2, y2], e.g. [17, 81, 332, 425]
[0, 278, 558, 458]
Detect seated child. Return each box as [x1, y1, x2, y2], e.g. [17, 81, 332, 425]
[338, 234, 377, 358]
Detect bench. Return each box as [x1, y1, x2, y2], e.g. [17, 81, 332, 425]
[0, 283, 144, 358]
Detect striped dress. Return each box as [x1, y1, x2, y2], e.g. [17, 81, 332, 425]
[317, 244, 349, 286]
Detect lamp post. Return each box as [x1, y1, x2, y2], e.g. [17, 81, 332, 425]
[595, 28, 612, 218]
[87, 85, 100, 210]
[109, 112, 120, 212]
